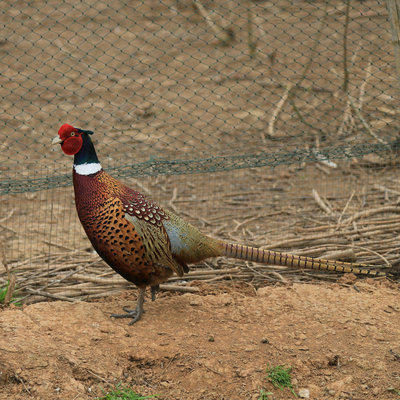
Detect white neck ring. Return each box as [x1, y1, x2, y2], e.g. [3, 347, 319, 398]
[74, 162, 102, 175]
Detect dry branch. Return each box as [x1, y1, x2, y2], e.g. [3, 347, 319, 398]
[159, 284, 200, 293]
[342, 206, 400, 225]
[25, 288, 79, 302]
[312, 189, 333, 215]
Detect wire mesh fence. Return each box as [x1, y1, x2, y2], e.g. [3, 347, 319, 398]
[1, 0, 399, 300]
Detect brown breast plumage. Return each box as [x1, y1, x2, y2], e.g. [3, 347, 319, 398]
[73, 170, 175, 287]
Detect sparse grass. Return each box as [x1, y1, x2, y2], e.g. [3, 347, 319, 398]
[388, 387, 400, 398]
[258, 388, 273, 399]
[0, 284, 8, 303]
[266, 364, 296, 396]
[96, 383, 158, 400]
[0, 279, 21, 306]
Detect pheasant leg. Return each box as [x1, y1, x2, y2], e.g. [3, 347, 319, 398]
[150, 285, 160, 301]
[111, 287, 145, 325]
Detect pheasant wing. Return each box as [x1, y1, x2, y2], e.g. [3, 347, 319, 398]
[121, 196, 187, 276]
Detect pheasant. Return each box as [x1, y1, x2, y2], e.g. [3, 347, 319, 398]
[53, 124, 385, 324]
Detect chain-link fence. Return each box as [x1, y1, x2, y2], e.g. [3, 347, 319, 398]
[1, 0, 399, 297]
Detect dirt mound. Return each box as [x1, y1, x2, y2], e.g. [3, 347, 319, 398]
[1, 280, 399, 400]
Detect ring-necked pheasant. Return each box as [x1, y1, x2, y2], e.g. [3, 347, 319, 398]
[53, 124, 385, 324]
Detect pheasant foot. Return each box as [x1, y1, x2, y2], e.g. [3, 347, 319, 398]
[111, 287, 145, 325]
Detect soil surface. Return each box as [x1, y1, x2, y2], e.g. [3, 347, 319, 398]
[1, 278, 399, 400]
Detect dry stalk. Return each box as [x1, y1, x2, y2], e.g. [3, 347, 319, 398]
[267, 83, 292, 139]
[342, 0, 351, 93]
[159, 284, 200, 293]
[246, 0, 257, 56]
[386, 0, 400, 88]
[347, 93, 387, 145]
[287, 1, 328, 137]
[315, 164, 331, 175]
[245, 261, 287, 283]
[312, 189, 333, 215]
[232, 215, 262, 233]
[73, 273, 127, 285]
[339, 39, 385, 144]
[346, 244, 391, 267]
[301, 248, 357, 262]
[342, 205, 400, 225]
[337, 192, 355, 227]
[168, 187, 194, 220]
[338, 21, 363, 137]
[300, 215, 400, 231]
[356, 59, 371, 110]
[373, 184, 400, 196]
[25, 288, 79, 302]
[168, 187, 179, 214]
[194, 0, 233, 46]
[266, 220, 400, 249]
[0, 209, 16, 235]
[0, 209, 14, 224]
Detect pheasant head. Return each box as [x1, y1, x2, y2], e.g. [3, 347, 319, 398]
[52, 124, 102, 175]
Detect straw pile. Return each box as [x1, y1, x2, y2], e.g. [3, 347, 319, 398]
[1, 177, 399, 305]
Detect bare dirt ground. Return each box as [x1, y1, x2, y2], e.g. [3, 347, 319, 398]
[1, 278, 400, 400]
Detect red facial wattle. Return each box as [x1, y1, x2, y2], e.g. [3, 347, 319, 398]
[61, 135, 83, 155]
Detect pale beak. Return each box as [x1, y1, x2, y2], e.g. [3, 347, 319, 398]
[52, 136, 62, 145]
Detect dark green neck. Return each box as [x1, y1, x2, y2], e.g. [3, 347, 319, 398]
[74, 134, 100, 166]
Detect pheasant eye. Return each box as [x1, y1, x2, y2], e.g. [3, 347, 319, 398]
[70, 132, 76, 137]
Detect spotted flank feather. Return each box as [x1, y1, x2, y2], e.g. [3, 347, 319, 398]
[122, 193, 167, 228]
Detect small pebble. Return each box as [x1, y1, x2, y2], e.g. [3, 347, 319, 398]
[298, 388, 310, 398]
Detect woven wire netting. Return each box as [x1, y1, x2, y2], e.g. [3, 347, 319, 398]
[1, 0, 400, 301]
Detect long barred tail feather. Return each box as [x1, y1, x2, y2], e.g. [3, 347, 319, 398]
[220, 241, 386, 277]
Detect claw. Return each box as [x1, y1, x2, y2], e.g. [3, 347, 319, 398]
[111, 308, 142, 325]
[122, 306, 136, 313]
